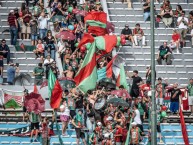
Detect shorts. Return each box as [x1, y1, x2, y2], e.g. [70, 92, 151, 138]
[31, 34, 38, 40]
[60, 115, 70, 122]
[157, 125, 161, 133]
[156, 98, 164, 105]
[0, 60, 3, 67]
[75, 128, 85, 139]
[130, 88, 139, 98]
[170, 102, 179, 113]
[22, 24, 31, 34]
[31, 122, 39, 130]
[188, 96, 193, 106]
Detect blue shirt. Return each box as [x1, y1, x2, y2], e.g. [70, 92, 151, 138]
[7, 66, 15, 83]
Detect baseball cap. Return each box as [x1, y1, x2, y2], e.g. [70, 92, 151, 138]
[158, 77, 162, 80]
[10, 10, 14, 13]
[131, 122, 137, 126]
[125, 24, 129, 27]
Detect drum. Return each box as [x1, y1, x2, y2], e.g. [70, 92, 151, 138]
[94, 97, 106, 111]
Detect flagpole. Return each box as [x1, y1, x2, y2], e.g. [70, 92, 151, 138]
[150, 0, 157, 144]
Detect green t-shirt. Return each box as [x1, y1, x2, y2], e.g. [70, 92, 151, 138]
[74, 114, 83, 126]
[187, 84, 193, 96]
[33, 67, 44, 79]
[33, 6, 41, 16]
[138, 103, 144, 115]
[29, 112, 40, 123]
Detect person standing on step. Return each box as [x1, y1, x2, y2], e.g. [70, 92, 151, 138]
[72, 109, 87, 145]
[127, 70, 143, 99]
[29, 111, 41, 142]
[22, 7, 32, 39]
[7, 62, 19, 85]
[38, 12, 50, 40]
[121, 24, 135, 46]
[8, 10, 18, 45]
[186, 78, 193, 116]
[143, 0, 150, 22]
[155, 77, 168, 109]
[157, 42, 172, 65]
[166, 83, 182, 114]
[177, 10, 189, 48]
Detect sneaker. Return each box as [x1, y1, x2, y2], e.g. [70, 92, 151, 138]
[160, 139, 163, 143]
[34, 139, 38, 142]
[30, 139, 33, 143]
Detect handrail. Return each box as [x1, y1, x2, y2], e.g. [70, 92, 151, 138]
[100, 0, 110, 21]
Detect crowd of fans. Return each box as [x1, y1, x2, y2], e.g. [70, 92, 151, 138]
[0, 0, 193, 145]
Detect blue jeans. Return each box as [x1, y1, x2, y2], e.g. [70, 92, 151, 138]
[39, 29, 47, 39]
[10, 26, 18, 45]
[170, 102, 179, 113]
[144, 12, 150, 21]
[45, 44, 55, 59]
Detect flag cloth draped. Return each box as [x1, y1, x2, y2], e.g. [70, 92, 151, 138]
[4, 93, 23, 109]
[48, 70, 63, 109]
[97, 55, 117, 81]
[179, 107, 189, 145]
[116, 64, 129, 90]
[74, 42, 97, 93]
[84, 11, 107, 36]
[78, 33, 94, 48]
[4, 99, 21, 108]
[95, 35, 117, 53]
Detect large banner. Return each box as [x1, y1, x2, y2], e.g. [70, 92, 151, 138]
[0, 89, 24, 109]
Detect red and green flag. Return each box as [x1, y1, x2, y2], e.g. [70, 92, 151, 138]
[74, 42, 97, 93]
[4, 99, 21, 109]
[48, 70, 63, 109]
[95, 35, 118, 53]
[116, 64, 129, 90]
[84, 11, 107, 36]
[78, 33, 94, 48]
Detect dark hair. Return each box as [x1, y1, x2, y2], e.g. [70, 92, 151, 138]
[87, 90, 92, 95]
[134, 104, 138, 109]
[1, 39, 6, 43]
[135, 23, 140, 27]
[119, 85, 124, 89]
[78, 109, 83, 113]
[38, 63, 42, 67]
[133, 70, 138, 74]
[176, 5, 182, 11]
[182, 10, 185, 14]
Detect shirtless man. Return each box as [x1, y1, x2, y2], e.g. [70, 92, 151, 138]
[63, 66, 74, 79]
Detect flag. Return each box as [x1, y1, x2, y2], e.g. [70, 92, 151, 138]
[78, 33, 94, 48]
[179, 107, 189, 145]
[95, 35, 118, 53]
[84, 11, 107, 36]
[40, 80, 48, 89]
[97, 55, 117, 81]
[4, 99, 21, 109]
[48, 70, 63, 109]
[4, 93, 23, 106]
[33, 85, 38, 93]
[74, 42, 97, 93]
[116, 64, 129, 90]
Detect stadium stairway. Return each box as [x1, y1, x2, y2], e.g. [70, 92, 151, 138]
[107, 0, 193, 86]
[0, 122, 193, 145]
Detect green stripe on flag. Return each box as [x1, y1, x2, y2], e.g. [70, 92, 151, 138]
[4, 99, 21, 109]
[95, 36, 105, 51]
[120, 64, 129, 90]
[78, 67, 98, 93]
[86, 20, 107, 28]
[48, 70, 56, 98]
[76, 42, 96, 74]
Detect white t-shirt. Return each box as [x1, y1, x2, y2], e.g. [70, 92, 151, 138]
[38, 16, 50, 29]
[134, 109, 142, 125]
[177, 17, 189, 29]
[60, 105, 70, 116]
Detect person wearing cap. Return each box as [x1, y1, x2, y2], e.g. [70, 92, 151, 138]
[166, 83, 182, 114]
[22, 7, 32, 39]
[130, 122, 142, 145]
[186, 79, 193, 116]
[155, 77, 168, 108]
[157, 41, 172, 65]
[72, 109, 87, 145]
[133, 23, 146, 46]
[30, 19, 38, 46]
[121, 24, 135, 46]
[8, 10, 18, 45]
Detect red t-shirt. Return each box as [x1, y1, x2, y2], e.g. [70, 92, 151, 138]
[172, 33, 180, 42]
[115, 127, 123, 142]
